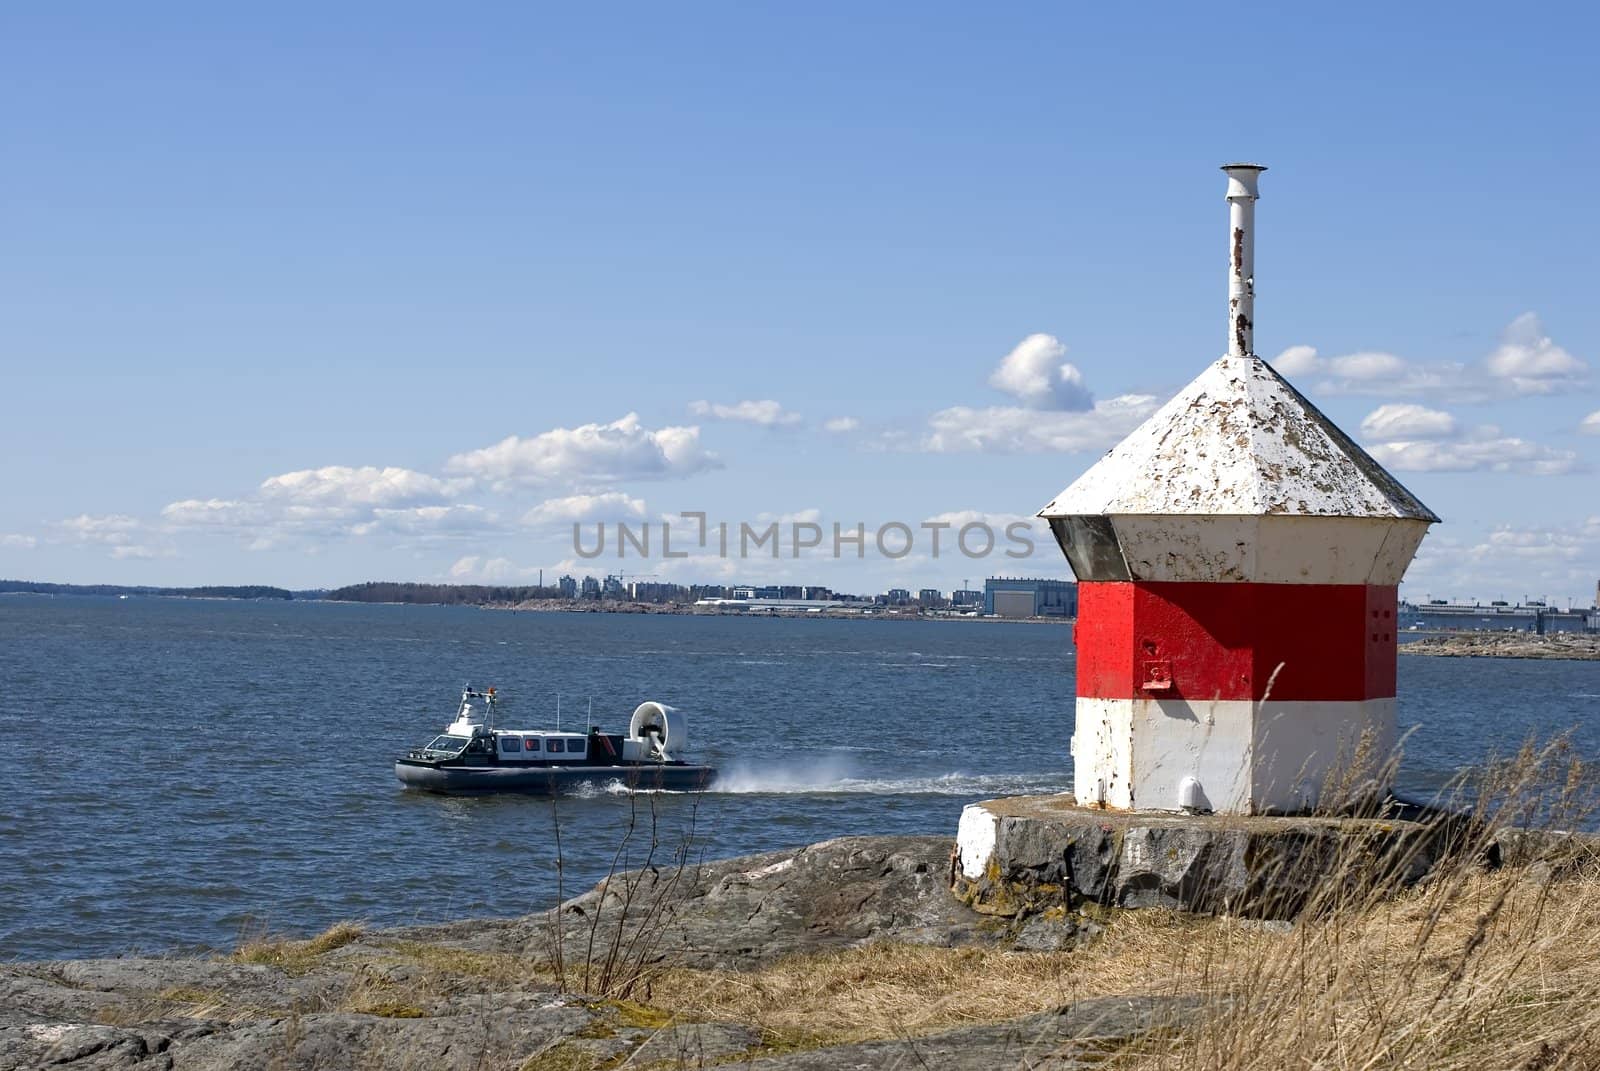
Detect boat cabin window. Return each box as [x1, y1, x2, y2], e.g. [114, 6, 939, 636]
[567, 738, 586, 755]
[424, 735, 469, 755]
[547, 739, 565, 753]
[523, 737, 541, 752]
[499, 737, 521, 753]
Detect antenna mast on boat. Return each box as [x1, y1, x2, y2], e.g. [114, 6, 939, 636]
[555, 694, 561, 732]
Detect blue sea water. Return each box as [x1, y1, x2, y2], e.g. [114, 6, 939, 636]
[1, 596, 1597, 961]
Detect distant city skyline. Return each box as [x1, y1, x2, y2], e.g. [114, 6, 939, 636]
[2, 5, 1596, 603]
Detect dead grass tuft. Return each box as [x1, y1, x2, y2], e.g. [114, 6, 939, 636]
[234, 920, 365, 970]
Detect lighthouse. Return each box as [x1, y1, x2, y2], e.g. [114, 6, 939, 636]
[1038, 165, 1439, 815]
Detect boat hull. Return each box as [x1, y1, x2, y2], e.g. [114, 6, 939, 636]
[394, 760, 716, 796]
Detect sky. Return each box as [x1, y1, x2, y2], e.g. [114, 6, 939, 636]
[1, 3, 1597, 604]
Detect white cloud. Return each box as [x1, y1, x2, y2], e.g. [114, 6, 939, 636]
[1484, 312, 1587, 394]
[1, 534, 36, 549]
[1367, 435, 1583, 476]
[1359, 404, 1458, 441]
[923, 509, 1045, 530]
[446, 555, 542, 583]
[688, 399, 803, 428]
[1270, 313, 1587, 403]
[754, 508, 823, 525]
[163, 485, 495, 548]
[1582, 410, 1600, 436]
[921, 394, 1160, 454]
[1272, 345, 1320, 376]
[1269, 345, 1455, 396]
[446, 413, 719, 489]
[522, 493, 648, 526]
[350, 505, 496, 537]
[823, 416, 861, 433]
[1358, 401, 1584, 477]
[110, 544, 174, 561]
[988, 334, 1094, 411]
[1328, 351, 1410, 381]
[1405, 518, 1600, 605]
[161, 499, 268, 527]
[260, 465, 470, 507]
[58, 514, 142, 546]
[1461, 518, 1600, 577]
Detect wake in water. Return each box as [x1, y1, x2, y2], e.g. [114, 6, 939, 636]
[710, 757, 1071, 797]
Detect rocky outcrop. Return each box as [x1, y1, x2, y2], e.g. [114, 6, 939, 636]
[381, 835, 1085, 971]
[543, 834, 1029, 968]
[1399, 632, 1600, 660]
[0, 837, 1095, 1071]
[954, 796, 1464, 920]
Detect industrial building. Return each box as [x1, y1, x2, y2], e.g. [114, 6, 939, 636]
[1400, 601, 1597, 634]
[983, 577, 1077, 618]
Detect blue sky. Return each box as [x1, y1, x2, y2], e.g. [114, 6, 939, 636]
[2, 3, 1596, 603]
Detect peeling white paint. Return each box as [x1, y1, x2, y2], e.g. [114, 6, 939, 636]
[1091, 515, 1432, 585]
[956, 803, 999, 879]
[1071, 697, 1396, 814]
[1039, 357, 1439, 522]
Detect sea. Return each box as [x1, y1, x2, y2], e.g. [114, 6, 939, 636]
[3, 596, 1598, 962]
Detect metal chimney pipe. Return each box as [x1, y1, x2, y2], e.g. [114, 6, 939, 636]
[1222, 163, 1266, 357]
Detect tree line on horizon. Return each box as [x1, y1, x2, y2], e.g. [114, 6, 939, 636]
[325, 581, 556, 606]
[0, 580, 294, 600]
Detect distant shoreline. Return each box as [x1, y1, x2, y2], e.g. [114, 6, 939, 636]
[484, 599, 1074, 624]
[1399, 632, 1600, 661]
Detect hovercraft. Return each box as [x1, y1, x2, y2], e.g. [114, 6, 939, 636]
[394, 686, 716, 795]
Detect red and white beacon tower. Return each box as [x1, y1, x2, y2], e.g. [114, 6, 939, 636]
[1039, 164, 1439, 815]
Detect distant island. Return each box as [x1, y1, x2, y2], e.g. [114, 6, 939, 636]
[325, 581, 556, 606]
[0, 579, 303, 600]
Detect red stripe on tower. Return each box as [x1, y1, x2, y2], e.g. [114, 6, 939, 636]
[1074, 582, 1397, 702]
[1038, 165, 1439, 815]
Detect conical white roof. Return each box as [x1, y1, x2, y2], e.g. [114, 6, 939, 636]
[1039, 356, 1438, 520]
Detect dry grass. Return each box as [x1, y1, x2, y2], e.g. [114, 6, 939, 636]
[619, 867, 1600, 1062]
[1118, 859, 1600, 1069]
[617, 741, 1600, 1067]
[235, 920, 366, 970]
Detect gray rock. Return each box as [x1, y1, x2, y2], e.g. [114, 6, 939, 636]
[628, 1020, 763, 1066]
[741, 995, 1204, 1070]
[957, 797, 1470, 920]
[164, 1004, 593, 1071]
[530, 835, 1011, 970]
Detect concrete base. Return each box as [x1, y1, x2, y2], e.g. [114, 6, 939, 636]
[953, 794, 1457, 920]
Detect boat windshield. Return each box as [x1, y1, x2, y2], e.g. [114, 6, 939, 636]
[422, 734, 470, 756]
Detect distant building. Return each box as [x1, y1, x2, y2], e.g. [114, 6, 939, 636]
[580, 576, 601, 599]
[1400, 601, 1592, 634]
[557, 575, 578, 599]
[629, 581, 686, 603]
[984, 577, 1077, 619]
[802, 585, 833, 601]
[917, 588, 945, 608]
[950, 589, 983, 607]
[602, 575, 625, 599]
[884, 588, 912, 605]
